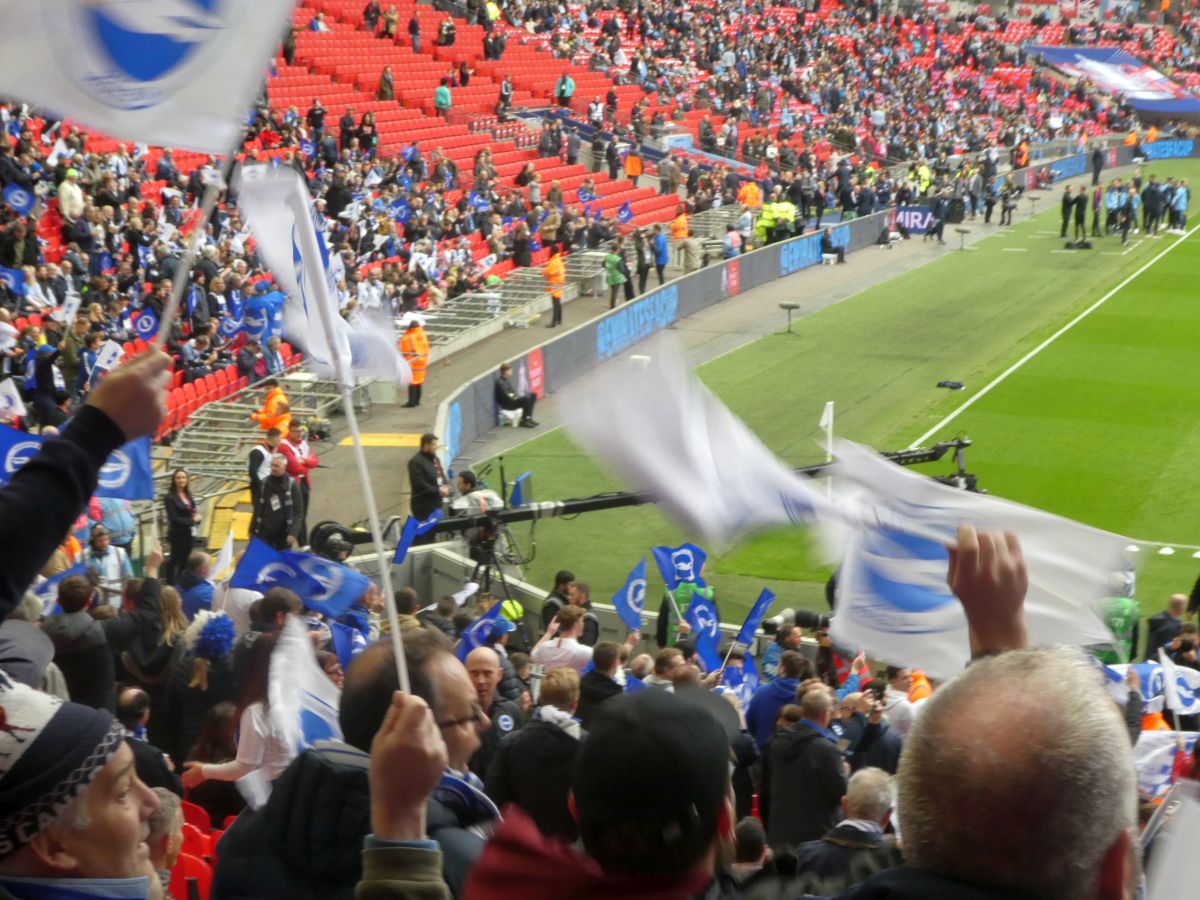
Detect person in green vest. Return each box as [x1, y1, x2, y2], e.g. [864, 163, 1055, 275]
[433, 78, 452, 120]
[773, 199, 797, 242]
[1091, 595, 1141, 664]
[917, 161, 932, 197]
[603, 243, 626, 309]
[655, 575, 716, 649]
[755, 201, 776, 244]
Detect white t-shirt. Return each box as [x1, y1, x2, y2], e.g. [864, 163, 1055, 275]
[201, 702, 292, 785]
[531, 637, 593, 672]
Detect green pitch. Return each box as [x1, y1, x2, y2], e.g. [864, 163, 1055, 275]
[489, 160, 1200, 631]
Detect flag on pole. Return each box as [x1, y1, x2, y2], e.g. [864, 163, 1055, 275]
[0, 0, 295, 154]
[509, 471, 531, 508]
[617, 200, 634, 224]
[1089, 655, 1130, 704]
[212, 529, 235, 582]
[392, 509, 442, 565]
[0, 266, 25, 296]
[1133, 730, 1198, 798]
[564, 344, 837, 547]
[683, 592, 723, 672]
[94, 340, 124, 372]
[829, 440, 1127, 680]
[238, 165, 410, 387]
[330, 619, 369, 669]
[651, 543, 708, 592]
[735, 588, 776, 646]
[230, 538, 370, 618]
[1159, 648, 1200, 716]
[132, 308, 159, 340]
[269, 616, 342, 757]
[457, 601, 505, 661]
[611, 558, 647, 632]
[0, 378, 26, 418]
[2, 183, 33, 216]
[0, 424, 154, 499]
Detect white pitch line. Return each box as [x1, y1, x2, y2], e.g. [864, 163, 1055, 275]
[1001, 247, 1029, 252]
[909, 221, 1200, 448]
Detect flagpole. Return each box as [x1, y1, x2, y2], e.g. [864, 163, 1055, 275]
[152, 147, 240, 350]
[822, 401, 834, 500]
[285, 190, 412, 695]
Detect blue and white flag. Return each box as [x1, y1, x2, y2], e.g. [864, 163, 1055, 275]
[0, 266, 25, 296]
[330, 619, 369, 669]
[684, 591, 723, 673]
[0, 0, 295, 154]
[1111, 661, 1166, 714]
[611, 558, 647, 632]
[565, 344, 836, 548]
[652, 542, 708, 592]
[300, 140, 316, 159]
[468, 192, 490, 213]
[1090, 655, 1131, 704]
[269, 615, 342, 759]
[1134, 730, 1198, 799]
[1159, 649, 1200, 716]
[230, 537, 370, 618]
[31, 562, 87, 615]
[0, 424, 153, 499]
[3, 183, 33, 216]
[735, 588, 775, 646]
[831, 440, 1126, 680]
[216, 315, 241, 339]
[392, 198, 410, 223]
[577, 188, 595, 202]
[617, 200, 634, 223]
[509, 471, 531, 508]
[722, 651, 759, 709]
[94, 340, 124, 372]
[133, 308, 159, 340]
[238, 165, 410, 387]
[457, 600, 504, 662]
[0, 378, 26, 418]
[393, 509, 442, 565]
[402, 145, 416, 162]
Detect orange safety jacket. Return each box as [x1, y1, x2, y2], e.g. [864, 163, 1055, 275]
[250, 386, 291, 434]
[544, 254, 566, 299]
[400, 327, 430, 385]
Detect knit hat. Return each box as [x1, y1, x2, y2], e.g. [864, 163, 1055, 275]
[571, 688, 729, 874]
[0, 670, 123, 858]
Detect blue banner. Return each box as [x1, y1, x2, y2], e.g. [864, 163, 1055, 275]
[684, 592, 722, 672]
[735, 588, 775, 646]
[0, 266, 26, 296]
[457, 600, 504, 661]
[508, 471, 531, 508]
[611, 558, 647, 632]
[651, 542, 707, 592]
[330, 619, 368, 669]
[1029, 46, 1200, 117]
[393, 509, 442, 565]
[133, 308, 159, 340]
[3, 183, 34, 216]
[0, 425, 154, 499]
[231, 538, 370, 618]
[618, 200, 633, 224]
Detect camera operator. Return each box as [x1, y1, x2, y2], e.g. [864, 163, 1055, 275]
[449, 470, 504, 514]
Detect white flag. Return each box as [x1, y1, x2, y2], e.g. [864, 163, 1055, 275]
[237, 166, 410, 387]
[819, 400, 834, 431]
[1133, 730, 1197, 798]
[1159, 649, 1200, 716]
[829, 441, 1127, 680]
[564, 342, 839, 547]
[269, 616, 343, 760]
[0, 0, 293, 154]
[0, 378, 26, 418]
[45, 137, 70, 169]
[95, 339, 124, 372]
[54, 294, 81, 325]
[212, 528, 234, 582]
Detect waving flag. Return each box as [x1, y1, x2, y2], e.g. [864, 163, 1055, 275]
[3, 183, 33, 216]
[1090, 656, 1131, 705]
[565, 344, 836, 548]
[230, 538, 370, 618]
[457, 600, 504, 662]
[238, 165, 410, 387]
[269, 615, 342, 759]
[0, 425, 153, 499]
[831, 440, 1125, 680]
[393, 509, 442, 565]
[1159, 649, 1200, 716]
[617, 200, 634, 224]
[652, 543, 708, 592]
[735, 588, 775, 646]
[611, 558, 647, 632]
[0, 0, 295, 154]
[216, 315, 241, 340]
[684, 592, 723, 672]
[31, 562, 87, 615]
[508, 471, 531, 508]
[330, 619, 369, 669]
[95, 340, 124, 372]
[0, 378, 26, 418]
[0, 266, 25, 296]
[1134, 730, 1199, 798]
[133, 308, 159, 340]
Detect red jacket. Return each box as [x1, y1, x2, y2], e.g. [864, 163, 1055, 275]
[278, 438, 318, 488]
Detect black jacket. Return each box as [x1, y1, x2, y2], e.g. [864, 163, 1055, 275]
[213, 741, 485, 900]
[1145, 610, 1183, 660]
[851, 720, 902, 774]
[407, 450, 443, 520]
[576, 670, 621, 729]
[540, 589, 568, 631]
[469, 697, 524, 780]
[791, 825, 902, 892]
[484, 719, 582, 841]
[159, 647, 238, 764]
[830, 866, 1044, 899]
[761, 721, 846, 848]
[126, 735, 183, 796]
[42, 611, 115, 711]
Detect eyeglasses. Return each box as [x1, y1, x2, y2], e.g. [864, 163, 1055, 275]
[437, 704, 486, 730]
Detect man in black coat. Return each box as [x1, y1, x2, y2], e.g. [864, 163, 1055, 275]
[494, 362, 537, 427]
[761, 687, 846, 849]
[1145, 593, 1188, 660]
[117, 687, 182, 796]
[406, 432, 447, 521]
[466, 645, 525, 781]
[577, 640, 623, 729]
[1072, 187, 1089, 241]
[1060, 184, 1073, 238]
[0, 221, 39, 268]
[485, 667, 583, 841]
[792, 766, 901, 891]
[541, 569, 574, 630]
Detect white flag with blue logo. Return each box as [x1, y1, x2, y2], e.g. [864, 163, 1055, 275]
[269, 614, 342, 760]
[0, 0, 294, 155]
[238, 166, 410, 388]
[564, 343, 838, 547]
[0, 378, 25, 418]
[94, 339, 124, 372]
[831, 440, 1125, 680]
[1134, 730, 1198, 799]
[1159, 649, 1200, 716]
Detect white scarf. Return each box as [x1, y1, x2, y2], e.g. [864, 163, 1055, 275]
[534, 704, 581, 740]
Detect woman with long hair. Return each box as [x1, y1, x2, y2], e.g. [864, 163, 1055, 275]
[163, 468, 199, 583]
[185, 701, 246, 828]
[181, 631, 293, 799]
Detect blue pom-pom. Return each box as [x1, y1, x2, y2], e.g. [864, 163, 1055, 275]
[194, 614, 236, 661]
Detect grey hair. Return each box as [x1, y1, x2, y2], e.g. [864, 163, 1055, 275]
[147, 788, 181, 841]
[844, 767, 893, 823]
[50, 791, 91, 833]
[897, 646, 1136, 900]
[9, 592, 42, 623]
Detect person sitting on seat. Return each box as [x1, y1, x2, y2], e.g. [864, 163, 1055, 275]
[819, 227, 845, 264]
[495, 362, 537, 428]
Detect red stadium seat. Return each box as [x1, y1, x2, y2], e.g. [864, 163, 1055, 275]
[169, 853, 212, 900]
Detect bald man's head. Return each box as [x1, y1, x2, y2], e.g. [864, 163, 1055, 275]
[898, 646, 1137, 899]
[465, 646, 502, 709]
[1168, 593, 1188, 617]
